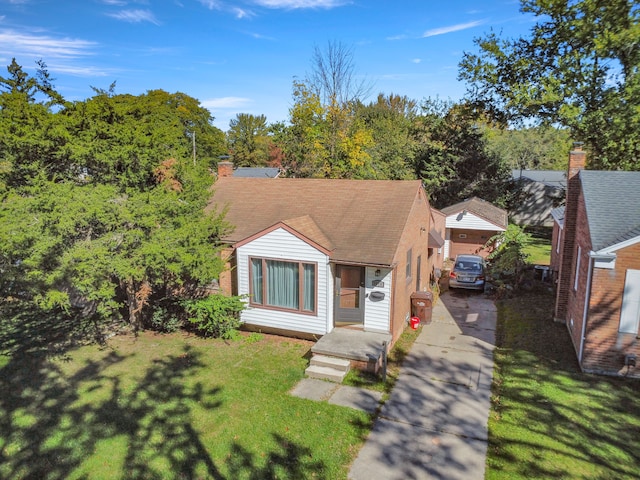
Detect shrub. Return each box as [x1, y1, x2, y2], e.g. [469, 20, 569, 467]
[485, 224, 532, 293]
[149, 305, 183, 333]
[183, 294, 246, 339]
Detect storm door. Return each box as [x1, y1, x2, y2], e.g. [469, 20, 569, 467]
[335, 265, 365, 325]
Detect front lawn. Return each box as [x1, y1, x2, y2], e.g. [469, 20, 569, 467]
[487, 291, 640, 479]
[0, 303, 371, 479]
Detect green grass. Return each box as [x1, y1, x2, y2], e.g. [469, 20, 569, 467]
[523, 236, 552, 265]
[0, 302, 371, 479]
[487, 291, 640, 479]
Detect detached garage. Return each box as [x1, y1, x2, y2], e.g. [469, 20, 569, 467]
[441, 197, 508, 260]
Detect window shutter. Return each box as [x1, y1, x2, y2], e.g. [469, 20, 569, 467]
[619, 269, 640, 334]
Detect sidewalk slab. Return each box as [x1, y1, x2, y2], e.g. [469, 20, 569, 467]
[290, 378, 338, 401]
[348, 418, 487, 480]
[380, 372, 492, 440]
[328, 385, 382, 414]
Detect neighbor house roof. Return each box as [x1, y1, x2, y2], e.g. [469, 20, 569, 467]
[207, 178, 427, 266]
[580, 170, 640, 252]
[550, 206, 565, 227]
[231, 167, 280, 178]
[440, 197, 508, 229]
[512, 169, 566, 189]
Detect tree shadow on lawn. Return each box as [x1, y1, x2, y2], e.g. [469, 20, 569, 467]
[491, 292, 640, 479]
[0, 304, 331, 479]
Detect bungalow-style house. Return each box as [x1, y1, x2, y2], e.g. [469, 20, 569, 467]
[440, 197, 508, 260]
[553, 144, 640, 378]
[207, 178, 434, 356]
[510, 169, 566, 227]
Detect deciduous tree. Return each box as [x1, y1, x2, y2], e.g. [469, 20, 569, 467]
[459, 0, 640, 169]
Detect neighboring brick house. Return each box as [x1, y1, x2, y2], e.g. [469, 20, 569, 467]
[440, 197, 508, 260]
[553, 144, 640, 377]
[207, 177, 434, 347]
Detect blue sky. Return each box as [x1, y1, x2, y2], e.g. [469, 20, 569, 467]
[1, 0, 535, 130]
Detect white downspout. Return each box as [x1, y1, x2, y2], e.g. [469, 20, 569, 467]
[579, 255, 594, 364]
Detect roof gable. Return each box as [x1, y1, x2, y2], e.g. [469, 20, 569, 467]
[208, 178, 427, 266]
[580, 171, 640, 251]
[440, 197, 508, 229]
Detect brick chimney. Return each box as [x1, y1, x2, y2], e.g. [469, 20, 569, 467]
[568, 142, 586, 179]
[554, 142, 586, 322]
[217, 161, 234, 178]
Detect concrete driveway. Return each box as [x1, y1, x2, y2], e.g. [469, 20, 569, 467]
[349, 290, 497, 480]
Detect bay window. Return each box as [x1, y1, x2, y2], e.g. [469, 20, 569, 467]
[250, 257, 316, 314]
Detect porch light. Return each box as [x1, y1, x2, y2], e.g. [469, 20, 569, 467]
[375, 269, 381, 277]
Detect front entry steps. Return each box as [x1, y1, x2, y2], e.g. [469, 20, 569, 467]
[305, 354, 351, 383]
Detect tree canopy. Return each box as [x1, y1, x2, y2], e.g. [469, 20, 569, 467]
[459, 0, 640, 169]
[0, 59, 230, 333]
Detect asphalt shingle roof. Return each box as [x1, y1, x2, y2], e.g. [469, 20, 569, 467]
[207, 178, 427, 266]
[440, 197, 508, 229]
[512, 169, 566, 189]
[580, 170, 640, 251]
[232, 167, 280, 178]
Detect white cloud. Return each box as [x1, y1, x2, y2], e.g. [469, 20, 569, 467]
[422, 20, 484, 38]
[47, 63, 111, 77]
[233, 7, 255, 18]
[199, 0, 223, 10]
[386, 34, 408, 41]
[202, 96, 252, 109]
[411, 58, 421, 64]
[0, 29, 96, 59]
[101, 0, 127, 5]
[252, 0, 349, 9]
[107, 9, 161, 25]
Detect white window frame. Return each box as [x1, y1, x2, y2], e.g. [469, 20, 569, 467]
[574, 246, 581, 291]
[619, 269, 640, 334]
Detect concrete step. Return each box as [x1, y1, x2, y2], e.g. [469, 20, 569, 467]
[310, 354, 351, 372]
[305, 364, 349, 383]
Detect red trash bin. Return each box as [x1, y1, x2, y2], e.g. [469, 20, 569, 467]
[410, 316, 420, 329]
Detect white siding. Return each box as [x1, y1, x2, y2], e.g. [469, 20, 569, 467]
[236, 228, 330, 335]
[445, 212, 505, 231]
[444, 229, 451, 259]
[363, 267, 392, 333]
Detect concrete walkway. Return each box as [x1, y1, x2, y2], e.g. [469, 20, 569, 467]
[349, 291, 497, 480]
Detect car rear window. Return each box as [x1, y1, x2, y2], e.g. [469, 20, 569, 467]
[455, 261, 482, 272]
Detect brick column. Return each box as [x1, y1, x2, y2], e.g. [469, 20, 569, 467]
[217, 161, 234, 178]
[554, 143, 586, 321]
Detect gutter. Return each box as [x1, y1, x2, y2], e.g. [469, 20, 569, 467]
[578, 255, 594, 365]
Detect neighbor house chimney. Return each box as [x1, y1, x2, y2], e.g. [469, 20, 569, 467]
[217, 161, 234, 178]
[554, 142, 586, 322]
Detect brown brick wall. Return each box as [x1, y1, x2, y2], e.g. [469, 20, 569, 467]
[564, 191, 592, 359]
[582, 242, 640, 377]
[217, 246, 236, 295]
[389, 186, 432, 344]
[554, 146, 586, 321]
